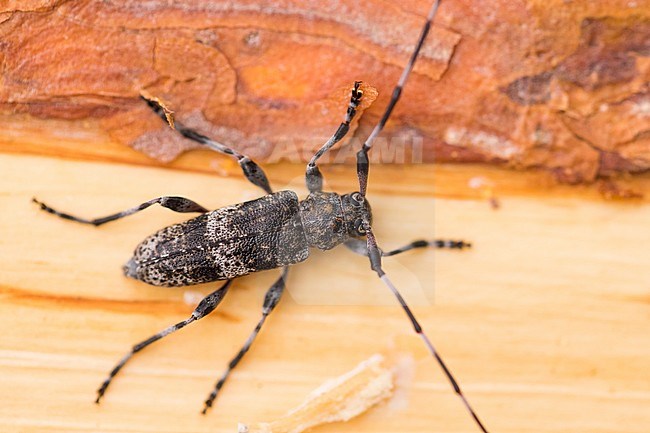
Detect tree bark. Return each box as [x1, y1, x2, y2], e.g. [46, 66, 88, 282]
[1, 0, 648, 183]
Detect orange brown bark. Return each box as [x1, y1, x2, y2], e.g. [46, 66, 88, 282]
[1, 1, 648, 182]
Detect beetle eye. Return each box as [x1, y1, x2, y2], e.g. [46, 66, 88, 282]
[354, 219, 366, 235]
[351, 192, 363, 205]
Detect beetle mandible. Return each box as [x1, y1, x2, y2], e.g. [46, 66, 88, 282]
[33, 1, 490, 431]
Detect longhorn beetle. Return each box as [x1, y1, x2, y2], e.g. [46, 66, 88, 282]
[33, 1, 490, 431]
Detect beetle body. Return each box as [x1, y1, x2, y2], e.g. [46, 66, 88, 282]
[123, 190, 371, 287]
[33, 3, 490, 429]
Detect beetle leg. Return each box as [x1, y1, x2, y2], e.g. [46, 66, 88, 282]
[344, 238, 472, 257]
[202, 267, 288, 414]
[95, 280, 232, 404]
[32, 195, 209, 226]
[143, 97, 273, 195]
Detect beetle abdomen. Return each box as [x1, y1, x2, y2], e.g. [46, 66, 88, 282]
[124, 191, 309, 287]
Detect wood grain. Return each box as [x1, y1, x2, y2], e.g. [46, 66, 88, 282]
[1, 130, 649, 433]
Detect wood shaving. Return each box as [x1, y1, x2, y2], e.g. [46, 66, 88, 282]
[238, 354, 393, 433]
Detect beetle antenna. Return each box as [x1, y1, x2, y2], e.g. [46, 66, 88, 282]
[305, 81, 363, 193]
[356, 0, 441, 197]
[355, 1, 490, 431]
[364, 223, 489, 432]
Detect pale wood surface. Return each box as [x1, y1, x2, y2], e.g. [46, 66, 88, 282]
[1, 123, 649, 433]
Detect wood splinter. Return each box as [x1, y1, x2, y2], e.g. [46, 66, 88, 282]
[238, 354, 394, 433]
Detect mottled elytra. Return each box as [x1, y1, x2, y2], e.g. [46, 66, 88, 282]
[33, 1, 489, 431]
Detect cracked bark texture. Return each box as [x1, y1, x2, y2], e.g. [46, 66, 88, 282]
[1, 0, 648, 183]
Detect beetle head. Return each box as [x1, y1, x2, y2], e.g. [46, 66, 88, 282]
[341, 192, 372, 238]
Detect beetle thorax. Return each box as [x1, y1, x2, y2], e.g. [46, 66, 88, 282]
[299, 191, 371, 251]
